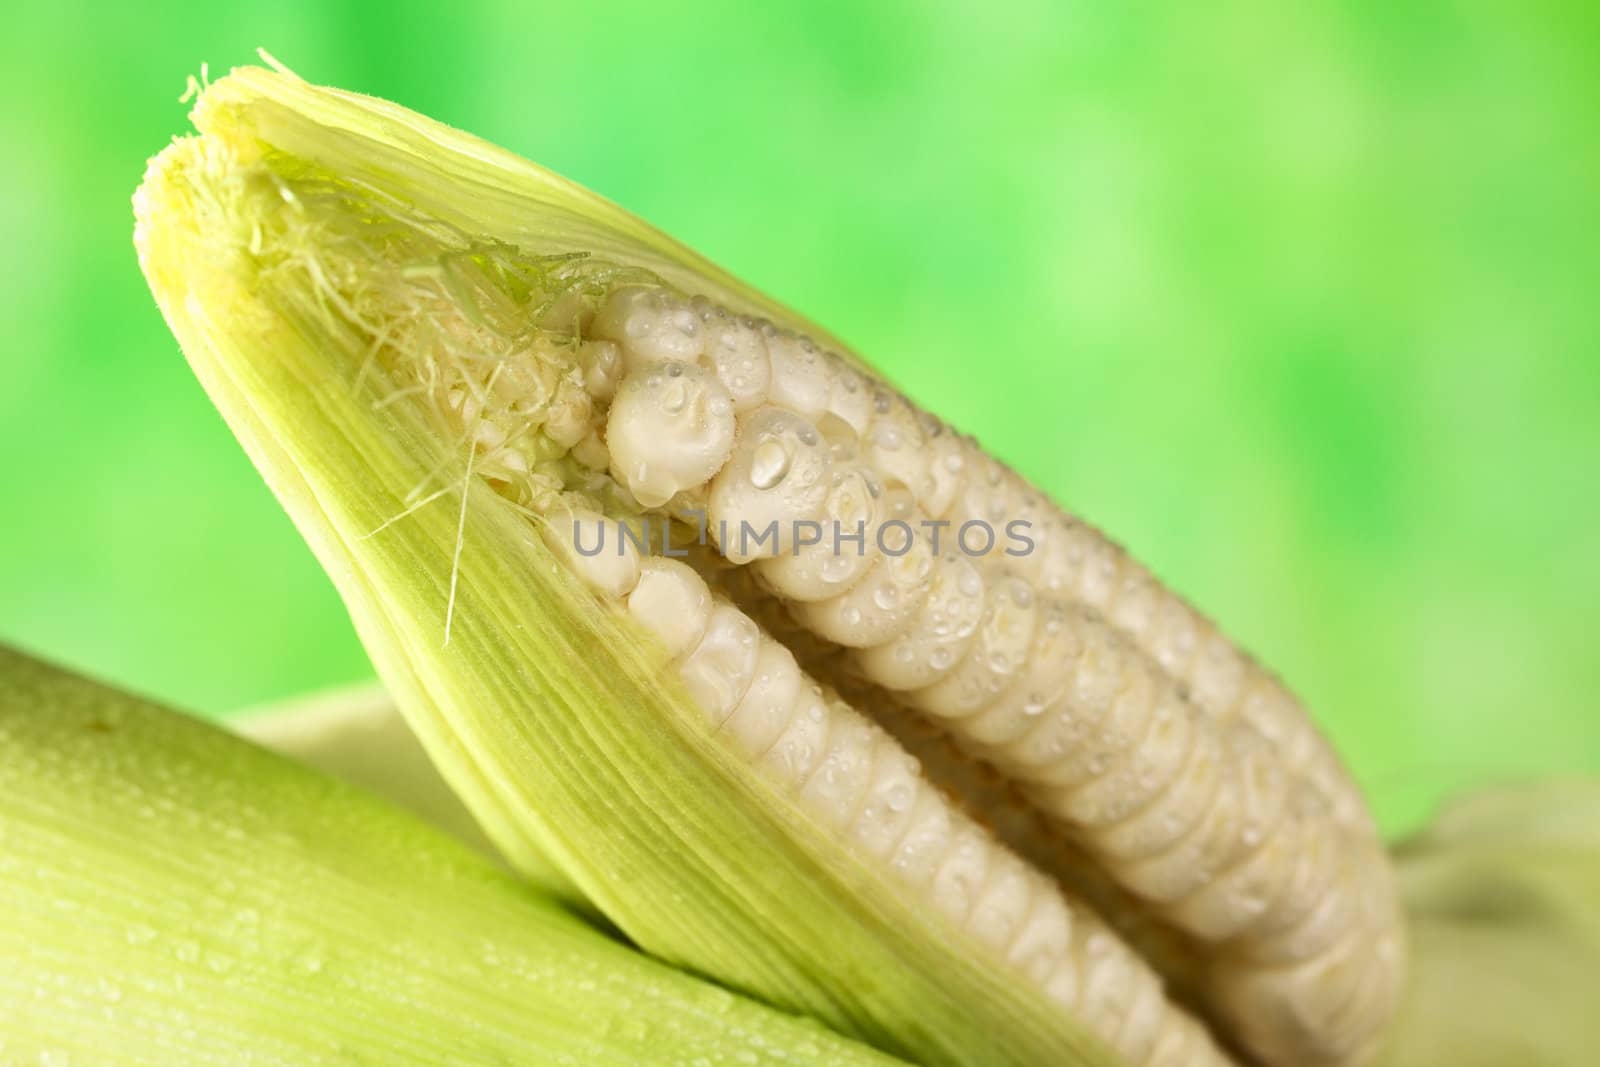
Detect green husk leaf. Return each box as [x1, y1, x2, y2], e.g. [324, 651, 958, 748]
[134, 62, 1127, 1066]
[0, 645, 899, 1066]
[233, 681, 500, 859]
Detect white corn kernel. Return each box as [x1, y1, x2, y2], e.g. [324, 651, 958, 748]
[543, 374, 593, 449]
[929, 823, 992, 923]
[852, 554, 986, 691]
[701, 314, 772, 412]
[540, 508, 642, 599]
[790, 528, 935, 647]
[677, 603, 762, 725]
[957, 598, 1080, 750]
[627, 558, 713, 661]
[755, 465, 882, 601]
[706, 407, 831, 563]
[720, 639, 806, 756]
[796, 710, 878, 826]
[863, 389, 930, 497]
[850, 747, 924, 856]
[606, 362, 736, 508]
[888, 789, 957, 888]
[765, 334, 832, 418]
[910, 574, 1039, 719]
[1006, 892, 1074, 986]
[577, 338, 623, 400]
[759, 688, 832, 784]
[968, 853, 1033, 950]
[590, 285, 703, 368]
[819, 356, 874, 439]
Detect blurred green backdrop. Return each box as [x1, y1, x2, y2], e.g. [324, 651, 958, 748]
[0, 1, 1594, 835]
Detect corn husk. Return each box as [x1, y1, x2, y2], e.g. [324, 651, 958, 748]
[134, 61, 1128, 1066]
[0, 646, 899, 1066]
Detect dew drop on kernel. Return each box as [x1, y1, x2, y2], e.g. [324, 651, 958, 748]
[660, 379, 688, 414]
[749, 439, 792, 490]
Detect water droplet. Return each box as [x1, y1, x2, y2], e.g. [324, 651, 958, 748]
[660, 379, 688, 414]
[873, 585, 899, 611]
[749, 438, 792, 490]
[820, 554, 853, 581]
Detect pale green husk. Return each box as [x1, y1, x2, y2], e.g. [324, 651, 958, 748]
[0, 646, 898, 1066]
[134, 63, 1127, 1066]
[1371, 780, 1600, 1066]
[234, 681, 499, 859]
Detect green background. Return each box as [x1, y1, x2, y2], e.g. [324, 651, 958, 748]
[0, 2, 1594, 834]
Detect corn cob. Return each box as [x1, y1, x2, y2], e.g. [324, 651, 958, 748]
[545, 283, 1405, 1062]
[135, 60, 1404, 1067]
[0, 646, 902, 1066]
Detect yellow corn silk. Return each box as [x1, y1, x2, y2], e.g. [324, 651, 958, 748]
[137, 61, 1409, 1066]
[0, 646, 903, 1067]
